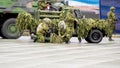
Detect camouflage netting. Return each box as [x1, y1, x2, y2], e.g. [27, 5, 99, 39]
[77, 18, 110, 39]
[16, 7, 114, 43]
[50, 33, 63, 43]
[16, 12, 39, 34]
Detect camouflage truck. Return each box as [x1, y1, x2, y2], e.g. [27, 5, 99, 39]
[17, 7, 110, 43]
[16, 0, 111, 43]
[0, 0, 38, 39]
[36, 8, 109, 43]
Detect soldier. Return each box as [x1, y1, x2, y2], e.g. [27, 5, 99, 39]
[107, 6, 116, 41]
[33, 18, 51, 43]
[57, 20, 73, 43]
[38, 0, 47, 10]
[64, 8, 77, 43]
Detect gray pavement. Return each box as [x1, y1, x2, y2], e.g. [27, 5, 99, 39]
[0, 36, 120, 68]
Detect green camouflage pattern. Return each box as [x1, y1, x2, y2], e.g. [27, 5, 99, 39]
[16, 1, 116, 43]
[38, 0, 47, 10]
[16, 12, 33, 33]
[65, 9, 75, 34]
[77, 18, 109, 39]
[107, 7, 116, 37]
[36, 18, 51, 43]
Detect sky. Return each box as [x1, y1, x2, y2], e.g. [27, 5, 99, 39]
[67, 0, 99, 6]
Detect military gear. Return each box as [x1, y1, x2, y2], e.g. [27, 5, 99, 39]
[50, 33, 57, 43]
[16, 4, 111, 43]
[0, 0, 39, 39]
[65, 9, 75, 34]
[58, 21, 66, 30]
[77, 17, 110, 43]
[49, 19, 63, 43]
[109, 36, 114, 41]
[78, 37, 82, 43]
[62, 9, 75, 43]
[49, 20, 65, 43]
[16, 12, 34, 34]
[63, 27, 72, 43]
[110, 6, 115, 11]
[57, 20, 72, 43]
[43, 18, 52, 27]
[107, 6, 116, 41]
[36, 19, 50, 43]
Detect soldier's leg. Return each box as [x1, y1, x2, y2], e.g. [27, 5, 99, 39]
[63, 34, 71, 44]
[78, 37, 82, 43]
[32, 34, 37, 42]
[109, 24, 115, 41]
[108, 31, 114, 41]
[36, 34, 45, 43]
[50, 33, 58, 43]
[56, 36, 63, 43]
[109, 36, 114, 41]
[64, 37, 70, 43]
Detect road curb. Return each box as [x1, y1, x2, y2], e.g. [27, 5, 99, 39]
[113, 35, 120, 38]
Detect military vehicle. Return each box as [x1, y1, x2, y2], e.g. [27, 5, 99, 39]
[33, 8, 109, 43]
[17, 8, 109, 43]
[0, 0, 38, 39]
[0, 0, 67, 39]
[16, 0, 110, 43]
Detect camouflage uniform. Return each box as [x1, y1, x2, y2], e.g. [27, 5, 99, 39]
[50, 21, 65, 43]
[107, 6, 116, 41]
[57, 21, 72, 43]
[35, 18, 51, 43]
[65, 9, 75, 34]
[64, 9, 76, 43]
[62, 27, 73, 43]
[38, 0, 47, 10]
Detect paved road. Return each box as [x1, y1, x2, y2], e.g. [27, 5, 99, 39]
[0, 36, 120, 68]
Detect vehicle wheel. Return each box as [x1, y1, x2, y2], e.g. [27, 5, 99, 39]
[0, 26, 6, 38]
[86, 29, 103, 43]
[1, 18, 22, 39]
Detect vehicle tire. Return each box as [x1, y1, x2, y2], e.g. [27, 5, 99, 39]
[0, 26, 6, 38]
[1, 18, 22, 39]
[86, 29, 103, 43]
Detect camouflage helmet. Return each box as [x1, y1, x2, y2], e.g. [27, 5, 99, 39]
[110, 6, 115, 10]
[43, 18, 51, 24]
[58, 21, 66, 29]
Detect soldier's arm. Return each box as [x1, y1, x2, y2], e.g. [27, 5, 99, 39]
[113, 13, 117, 21]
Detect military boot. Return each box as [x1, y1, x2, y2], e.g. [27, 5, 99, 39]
[109, 37, 114, 41]
[78, 37, 81, 43]
[31, 34, 37, 42]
